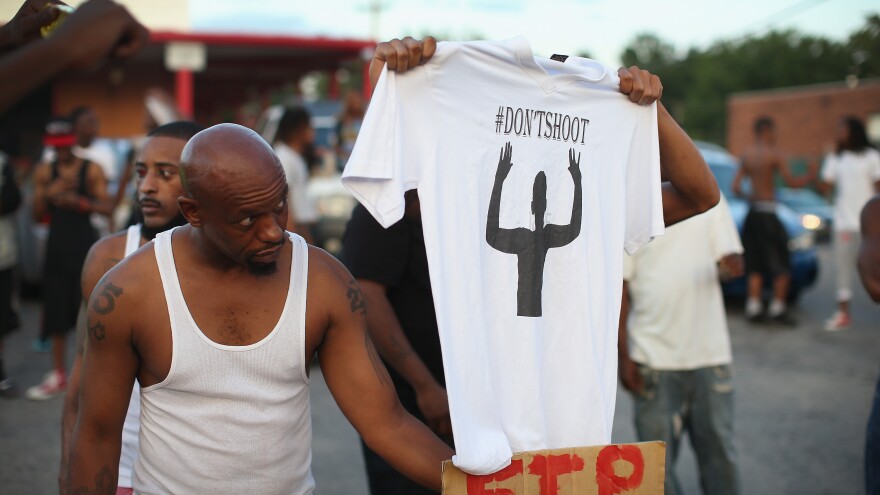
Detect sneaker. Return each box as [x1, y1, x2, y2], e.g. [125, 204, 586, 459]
[31, 338, 52, 353]
[0, 378, 17, 399]
[746, 311, 767, 324]
[26, 370, 66, 400]
[824, 312, 851, 332]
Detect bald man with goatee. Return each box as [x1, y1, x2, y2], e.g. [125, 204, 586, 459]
[69, 123, 452, 495]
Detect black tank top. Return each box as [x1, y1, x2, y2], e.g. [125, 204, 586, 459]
[45, 159, 98, 276]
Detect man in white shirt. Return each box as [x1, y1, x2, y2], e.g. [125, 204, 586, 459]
[273, 106, 319, 244]
[619, 196, 743, 495]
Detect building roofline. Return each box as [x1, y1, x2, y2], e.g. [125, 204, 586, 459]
[729, 78, 880, 102]
[149, 30, 376, 52]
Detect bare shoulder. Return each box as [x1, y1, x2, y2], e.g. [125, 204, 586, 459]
[307, 245, 358, 296]
[90, 241, 161, 313]
[81, 231, 129, 301]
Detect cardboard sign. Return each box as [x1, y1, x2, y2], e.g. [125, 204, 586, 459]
[442, 442, 665, 495]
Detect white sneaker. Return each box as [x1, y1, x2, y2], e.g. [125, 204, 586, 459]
[26, 370, 66, 400]
[824, 311, 851, 332]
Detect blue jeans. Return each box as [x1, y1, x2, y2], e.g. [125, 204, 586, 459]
[634, 364, 740, 495]
[867, 375, 880, 495]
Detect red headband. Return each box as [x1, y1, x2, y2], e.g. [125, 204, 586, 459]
[43, 134, 77, 147]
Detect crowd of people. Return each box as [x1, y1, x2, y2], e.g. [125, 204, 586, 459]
[0, 1, 878, 495]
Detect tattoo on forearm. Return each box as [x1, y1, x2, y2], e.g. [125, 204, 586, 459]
[365, 332, 392, 387]
[88, 320, 106, 342]
[92, 282, 122, 315]
[71, 465, 114, 495]
[346, 279, 367, 315]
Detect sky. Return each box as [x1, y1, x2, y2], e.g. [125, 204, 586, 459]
[189, 0, 878, 67]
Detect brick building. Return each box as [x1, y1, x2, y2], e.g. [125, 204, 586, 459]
[727, 78, 880, 165]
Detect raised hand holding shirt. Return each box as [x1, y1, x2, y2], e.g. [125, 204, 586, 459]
[343, 37, 664, 474]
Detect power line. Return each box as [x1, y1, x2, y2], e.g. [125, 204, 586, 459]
[735, 0, 832, 42]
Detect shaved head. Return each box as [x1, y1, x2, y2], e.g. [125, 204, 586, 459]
[180, 123, 283, 202]
[176, 123, 290, 277]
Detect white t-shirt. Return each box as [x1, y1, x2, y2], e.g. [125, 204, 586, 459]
[622, 195, 741, 370]
[343, 37, 664, 474]
[821, 148, 880, 232]
[74, 140, 118, 183]
[275, 142, 319, 224]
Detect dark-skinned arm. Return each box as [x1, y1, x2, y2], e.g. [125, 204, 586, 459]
[60, 236, 124, 494]
[68, 272, 139, 494]
[858, 196, 880, 302]
[315, 251, 452, 491]
[0, 0, 148, 114]
[656, 102, 720, 226]
[618, 281, 642, 395]
[359, 279, 451, 441]
[615, 67, 719, 226]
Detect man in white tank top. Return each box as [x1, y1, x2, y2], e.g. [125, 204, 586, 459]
[60, 121, 203, 495]
[68, 117, 453, 491]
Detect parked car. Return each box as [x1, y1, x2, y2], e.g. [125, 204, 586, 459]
[776, 187, 833, 242]
[696, 142, 819, 302]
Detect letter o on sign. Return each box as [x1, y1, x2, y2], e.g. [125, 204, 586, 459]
[595, 445, 645, 495]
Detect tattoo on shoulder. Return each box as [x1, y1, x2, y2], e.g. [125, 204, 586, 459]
[88, 319, 106, 342]
[92, 282, 123, 315]
[346, 279, 367, 316]
[71, 465, 114, 495]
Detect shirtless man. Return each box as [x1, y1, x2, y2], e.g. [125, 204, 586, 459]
[68, 122, 453, 493]
[732, 117, 810, 324]
[59, 121, 203, 495]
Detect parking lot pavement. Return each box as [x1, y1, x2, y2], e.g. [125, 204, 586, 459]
[1, 245, 878, 494]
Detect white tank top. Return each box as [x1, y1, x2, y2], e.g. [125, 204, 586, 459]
[118, 224, 142, 488]
[133, 229, 314, 495]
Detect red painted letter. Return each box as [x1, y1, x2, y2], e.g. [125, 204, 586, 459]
[527, 453, 586, 495]
[466, 459, 524, 495]
[595, 445, 645, 495]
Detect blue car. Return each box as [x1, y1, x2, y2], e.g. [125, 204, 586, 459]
[696, 142, 819, 303]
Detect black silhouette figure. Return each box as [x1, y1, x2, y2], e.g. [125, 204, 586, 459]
[486, 142, 583, 317]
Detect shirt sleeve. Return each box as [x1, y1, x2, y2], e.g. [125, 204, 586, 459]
[623, 103, 664, 255]
[341, 204, 409, 287]
[341, 65, 437, 228]
[820, 153, 837, 183]
[709, 194, 744, 260]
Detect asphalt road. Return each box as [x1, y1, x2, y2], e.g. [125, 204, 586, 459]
[1, 245, 878, 494]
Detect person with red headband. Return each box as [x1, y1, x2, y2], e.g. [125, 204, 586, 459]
[27, 117, 111, 400]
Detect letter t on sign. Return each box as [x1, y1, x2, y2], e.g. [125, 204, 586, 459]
[466, 459, 524, 495]
[528, 453, 586, 495]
